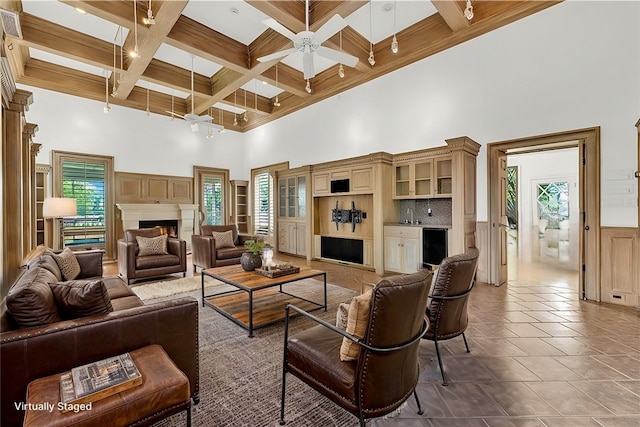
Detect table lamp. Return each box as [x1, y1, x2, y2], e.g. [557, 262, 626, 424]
[43, 197, 77, 250]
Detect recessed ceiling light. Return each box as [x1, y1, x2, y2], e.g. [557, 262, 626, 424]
[230, 7, 239, 15]
[75, 7, 87, 14]
[383, 3, 393, 12]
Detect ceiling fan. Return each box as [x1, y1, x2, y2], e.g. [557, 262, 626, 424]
[167, 56, 223, 133]
[257, 0, 358, 80]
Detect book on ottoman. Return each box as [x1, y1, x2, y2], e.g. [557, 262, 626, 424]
[59, 352, 142, 410]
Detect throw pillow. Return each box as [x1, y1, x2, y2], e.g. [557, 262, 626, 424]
[51, 247, 81, 280]
[212, 230, 235, 249]
[340, 290, 372, 362]
[136, 234, 168, 256]
[6, 267, 62, 328]
[50, 280, 113, 318]
[336, 302, 350, 330]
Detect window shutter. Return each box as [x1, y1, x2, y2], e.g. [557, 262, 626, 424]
[203, 176, 223, 225]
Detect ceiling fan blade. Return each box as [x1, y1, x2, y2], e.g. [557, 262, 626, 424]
[184, 113, 214, 123]
[165, 110, 185, 119]
[302, 52, 315, 80]
[262, 18, 298, 42]
[313, 14, 347, 45]
[257, 48, 297, 63]
[316, 46, 359, 67]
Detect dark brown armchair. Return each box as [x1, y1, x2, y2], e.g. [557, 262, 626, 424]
[117, 227, 187, 285]
[279, 269, 433, 427]
[191, 224, 259, 272]
[423, 247, 479, 385]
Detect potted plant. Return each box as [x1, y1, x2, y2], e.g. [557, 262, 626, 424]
[241, 240, 265, 271]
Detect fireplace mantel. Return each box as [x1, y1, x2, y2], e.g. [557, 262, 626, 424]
[116, 203, 199, 251]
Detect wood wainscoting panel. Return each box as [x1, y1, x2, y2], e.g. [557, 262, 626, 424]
[116, 172, 193, 204]
[600, 227, 639, 307]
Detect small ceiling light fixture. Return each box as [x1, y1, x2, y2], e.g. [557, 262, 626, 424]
[218, 108, 226, 133]
[305, 79, 311, 94]
[391, 1, 399, 54]
[103, 71, 110, 113]
[338, 31, 345, 78]
[368, 2, 375, 66]
[206, 107, 214, 139]
[464, 0, 474, 21]
[130, 0, 140, 58]
[233, 91, 239, 125]
[243, 90, 249, 121]
[143, 0, 155, 26]
[111, 29, 118, 96]
[273, 63, 281, 107]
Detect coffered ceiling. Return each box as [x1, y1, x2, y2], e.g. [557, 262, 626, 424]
[1, 0, 560, 133]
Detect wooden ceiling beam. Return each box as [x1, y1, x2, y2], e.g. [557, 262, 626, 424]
[112, 0, 188, 100]
[432, 0, 470, 32]
[245, 1, 305, 33]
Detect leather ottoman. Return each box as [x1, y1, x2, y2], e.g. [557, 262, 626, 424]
[23, 345, 191, 427]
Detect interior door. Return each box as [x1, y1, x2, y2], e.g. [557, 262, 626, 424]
[497, 153, 509, 286]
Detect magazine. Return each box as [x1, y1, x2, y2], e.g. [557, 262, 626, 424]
[59, 352, 142, 408]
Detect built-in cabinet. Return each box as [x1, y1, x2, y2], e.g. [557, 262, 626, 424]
[35, 164, 50, 247]
[277, 167, 311, 258]
[230, 180, 249, 233]
[393, 156, 452, 199]
[384, 226, 421, 273]
[312, 165, 374, 196]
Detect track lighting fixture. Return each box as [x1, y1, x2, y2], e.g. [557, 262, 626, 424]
[130, 0, 139, 58]
[391, 1, 398, 54]
[368, 2, 375, 66]
[464, 0, 474, 20]
[143, 0, 155, 26]
[103, 72, 110, 113]
[338, 31, 345, 78]
[305, 79, 311, 94]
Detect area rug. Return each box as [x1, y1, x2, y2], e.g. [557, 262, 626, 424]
[149, 278, 364, 427]
[131, 276, 221, 301]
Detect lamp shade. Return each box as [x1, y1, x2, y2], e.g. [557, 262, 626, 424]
[43, 197, 77, 218]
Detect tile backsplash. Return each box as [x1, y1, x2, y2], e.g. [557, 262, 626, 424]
[399, 199, 452, 226]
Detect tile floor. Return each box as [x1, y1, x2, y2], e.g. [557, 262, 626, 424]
[373, 262, 640, 427]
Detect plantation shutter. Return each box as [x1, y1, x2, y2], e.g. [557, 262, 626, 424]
[203, 176, 223, 225]
[61, 160, 106, 248]
[253, 172, 273, 236]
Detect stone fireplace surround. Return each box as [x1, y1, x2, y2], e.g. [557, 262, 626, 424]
[116, 203, 199, 251]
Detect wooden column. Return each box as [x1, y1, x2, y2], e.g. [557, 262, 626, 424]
[2, 89, 34, 297]
[446, 136, 481, 256]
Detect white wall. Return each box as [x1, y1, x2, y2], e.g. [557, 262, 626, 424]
[17, 1, 639, 226]
[24, 87, 247, 182]
[244, 1, 640, 226]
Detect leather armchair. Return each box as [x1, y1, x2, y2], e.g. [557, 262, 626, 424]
[117, 227, 187, 285]
[279, 270, 432, 426]
[423, 247, 479, 385]
[191, 224, 259, 272]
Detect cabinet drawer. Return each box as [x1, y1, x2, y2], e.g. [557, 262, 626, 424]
[383, 226, 421, 239]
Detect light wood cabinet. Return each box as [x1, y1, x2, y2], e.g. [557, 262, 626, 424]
[351, 167, 373, 194]
[277, 166, 311, 258]
[312, 166, 374, 196]
[231, 180, 249, 233]
[278, 175, 306, 219]
[384, 226, 421, 273]
[278, 220, 306, 256]
[393, 156, 452, 199]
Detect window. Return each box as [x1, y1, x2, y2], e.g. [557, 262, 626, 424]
[194, 166, 229, 230]
[250, 162, 288, 241]
[52, 152, 114, 256]
[506, 166, 518, 229]
[254, 172, 273, 236]
[203, 176, 223, 225]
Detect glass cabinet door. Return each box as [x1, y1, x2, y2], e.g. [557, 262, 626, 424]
[288, 178, 296, 217]
[297, 176, 306, 218]
[279, 179, 287, 217]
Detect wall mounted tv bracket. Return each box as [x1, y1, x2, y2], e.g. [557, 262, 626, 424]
[331, 201, 365, 232]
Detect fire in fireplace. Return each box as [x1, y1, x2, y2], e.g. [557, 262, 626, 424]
[139, 220, 178, 238]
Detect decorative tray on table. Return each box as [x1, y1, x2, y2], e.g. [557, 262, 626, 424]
[255, 264, 300, 278]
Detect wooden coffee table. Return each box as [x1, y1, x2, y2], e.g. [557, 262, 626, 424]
[201, 265, 327, 337]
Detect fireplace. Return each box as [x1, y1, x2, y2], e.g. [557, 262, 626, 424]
[139, 220, 178, 238]
[116, 203, 199, 251]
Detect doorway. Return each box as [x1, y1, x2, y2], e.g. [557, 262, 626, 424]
[488, 128, 600, 301]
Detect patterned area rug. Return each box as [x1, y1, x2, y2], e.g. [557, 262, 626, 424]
[131, 276, 221, 301]
[149, 277, 363, 427]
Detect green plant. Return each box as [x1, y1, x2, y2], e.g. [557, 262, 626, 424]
[244, 240, 265, 255]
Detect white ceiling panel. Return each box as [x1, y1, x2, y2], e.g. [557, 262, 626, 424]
[29, 48, 108, 77]
[154, 43, 222, 77]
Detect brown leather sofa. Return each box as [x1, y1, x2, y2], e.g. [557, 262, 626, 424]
[0, 249, 199, 427]
[118, 227, 187, 284]
[191, 224, 259, 272]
